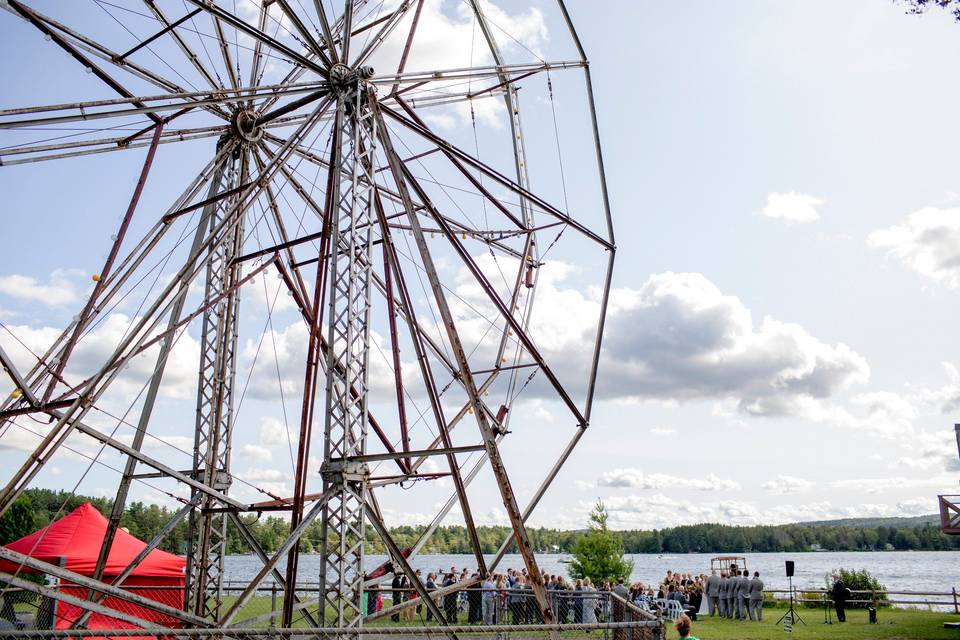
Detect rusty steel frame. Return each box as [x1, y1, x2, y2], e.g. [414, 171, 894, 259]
[0, 3, 615, 638]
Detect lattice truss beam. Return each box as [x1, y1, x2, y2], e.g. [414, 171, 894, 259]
[0, 0, 615, 636]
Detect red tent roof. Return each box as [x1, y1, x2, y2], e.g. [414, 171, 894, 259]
[1, 502, 185, 578]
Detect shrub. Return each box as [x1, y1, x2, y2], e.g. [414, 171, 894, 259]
[801, 590, 830, 609]
[825, 568, 889, 608]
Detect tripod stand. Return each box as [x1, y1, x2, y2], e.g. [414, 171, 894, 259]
[776, 576, 805, 627]
[822, 592, 833, 624]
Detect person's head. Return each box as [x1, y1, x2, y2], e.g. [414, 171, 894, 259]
[721, 571, 727, 578]
[668, 584, 676, 593]
[617, 576, 625, 585]
[754, 571, 760, 578]
[415, 569, 422, 576]
[742, 569, 748, 576]
[675, 614, 693, 638]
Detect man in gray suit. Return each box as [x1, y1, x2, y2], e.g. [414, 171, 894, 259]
[705, 570, 720, 617]
[717, 572, 728, 618]
[748, 571, 764, 621]
[732, 570, 742, 619]
[738, 569, 751, 619]
[725, 571, 736, 619]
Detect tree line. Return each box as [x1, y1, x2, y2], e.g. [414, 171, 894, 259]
[3, 489, 959, 556]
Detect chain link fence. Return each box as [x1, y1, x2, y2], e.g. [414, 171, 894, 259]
[0, 581, 664, 639]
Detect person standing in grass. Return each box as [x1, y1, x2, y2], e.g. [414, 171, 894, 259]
[482, 574, 496, 624]
[582, 578, 598, 625]
[443, 573, 458, 622]
[831, 573, 851, 623]
[425, 573, 437, 622]
[675, 613, 698, 639]
[705, 570, 720, 617]
[748, 571, 764, 622]
[717, 571, 728, 618]
[391, 573, 402, 622]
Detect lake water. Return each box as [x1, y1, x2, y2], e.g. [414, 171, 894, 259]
[223, 551, 960, 605]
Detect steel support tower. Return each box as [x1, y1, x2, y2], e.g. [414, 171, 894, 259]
[313, 67, 379, 629]
[185, 150, 246, 618]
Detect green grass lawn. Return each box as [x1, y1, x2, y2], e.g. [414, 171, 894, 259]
[12, 591, 960, 639]
[666, 608, 960, 640]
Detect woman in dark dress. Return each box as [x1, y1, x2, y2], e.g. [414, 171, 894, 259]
[443, 573, 459, 623]
[468, 572, 482, 623]
[391, 574, 402, 622]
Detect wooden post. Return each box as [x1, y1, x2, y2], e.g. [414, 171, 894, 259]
[953, 587, 958, 615]
[270, 582, 278, 627]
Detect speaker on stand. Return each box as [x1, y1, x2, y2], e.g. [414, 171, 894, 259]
[776, 560, 805, 629]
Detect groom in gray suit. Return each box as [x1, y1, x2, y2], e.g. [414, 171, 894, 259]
[748, 571, 764, 621]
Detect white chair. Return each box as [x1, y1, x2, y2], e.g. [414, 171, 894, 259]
[664, 599, 683, 621]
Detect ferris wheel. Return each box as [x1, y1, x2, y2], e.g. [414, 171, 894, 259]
[0, 0, 614, 633]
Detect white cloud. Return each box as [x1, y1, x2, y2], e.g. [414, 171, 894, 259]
[0, 269, 83, 306]
[649, 427, 676, 436]
[242, 270, 297, 313]
[366, 0, 548, 129]
[761, 475, 814, 494]
[522, 398, 554, 424]
[868, 207, 960, 287]
[0, 313, 200, 401]
[239, 320, 411, 402]
[897, 497, 935, 515]
[258, 416, 294, 447]
[595, 494, 935, 530]
[239, 443, 273, 462]
[758, 192, 823, 224]
[238, 468, 290, 498]
[832, 475, 954, 494]
[241, 468, 289, 483]
[446, 262, 869, 420]
[599, 272, 869, 416]
[597, 468, 741, 492]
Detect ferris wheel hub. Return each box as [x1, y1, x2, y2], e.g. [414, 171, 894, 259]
[329, 63, 376, 97]
[231, 108, 264, 144]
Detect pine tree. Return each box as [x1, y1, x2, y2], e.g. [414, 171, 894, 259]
[568, 501, 633, 584]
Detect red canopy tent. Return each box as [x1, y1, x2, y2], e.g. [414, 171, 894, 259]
[0, 502, 185, 632]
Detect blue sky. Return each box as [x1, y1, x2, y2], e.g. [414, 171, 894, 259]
[2, 0, 960, 532]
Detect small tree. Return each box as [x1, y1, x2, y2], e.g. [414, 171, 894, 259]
[0, 494, 35, 545]
[568, 501, 633, 584]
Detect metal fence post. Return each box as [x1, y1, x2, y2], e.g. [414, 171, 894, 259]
[270, 583, 277, 628]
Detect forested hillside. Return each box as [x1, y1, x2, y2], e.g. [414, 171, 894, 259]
[3, 489, 957, 556]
